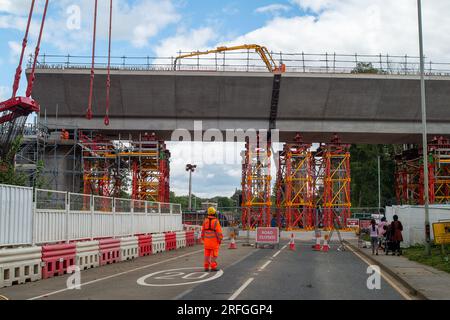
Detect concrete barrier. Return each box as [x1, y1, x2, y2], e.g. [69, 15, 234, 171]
[0, 247, 42, 288]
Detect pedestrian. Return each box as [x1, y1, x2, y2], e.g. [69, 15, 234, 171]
[201, 207, 223, 272]
[390, 215, 403, 256]
[369, 219, 379, 255]
[378, 217, 387, 252]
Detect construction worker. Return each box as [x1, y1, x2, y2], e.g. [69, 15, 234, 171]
[201, 207, 223, 272]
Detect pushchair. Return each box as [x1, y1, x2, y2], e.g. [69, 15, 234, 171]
[383, 225, 397, 255]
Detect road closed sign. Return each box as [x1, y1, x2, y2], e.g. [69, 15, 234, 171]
[256, 227, 279, 244]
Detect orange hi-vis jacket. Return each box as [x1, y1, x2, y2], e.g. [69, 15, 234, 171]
[201, 217, 223, 249]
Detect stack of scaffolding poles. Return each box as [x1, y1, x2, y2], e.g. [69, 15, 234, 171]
[395, 136, 450, 205]
[241, 134, 272, 229]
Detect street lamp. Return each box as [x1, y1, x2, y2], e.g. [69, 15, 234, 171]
[417, 0, 431, 255]
[186, 164, 197, 211]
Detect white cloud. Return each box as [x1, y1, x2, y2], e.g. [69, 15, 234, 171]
[224, 0, 450, 59]
[0, 86, 9, 100]
[255, 4, 291, 14]
[155, 27, 217, 57]
[0, 0, 181, 52]
[290, 0, 335, 12]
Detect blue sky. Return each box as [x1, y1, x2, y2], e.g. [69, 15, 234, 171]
[1, 0, 450, 197]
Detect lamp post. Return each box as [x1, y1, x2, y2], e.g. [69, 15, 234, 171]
[417, 0, 431, 255]
[378, 155, 381, 214]
[186, 164, 197, 211]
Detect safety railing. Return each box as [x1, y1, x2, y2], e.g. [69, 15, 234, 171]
[30, 52, 450, 75]
[0, 185, 182, 246]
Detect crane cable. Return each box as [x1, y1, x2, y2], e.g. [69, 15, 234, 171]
[11, 0, 35, 98]
[104, 0, 112, 126]
[86, 0, 98, 120]
[26, 0, 49, 98]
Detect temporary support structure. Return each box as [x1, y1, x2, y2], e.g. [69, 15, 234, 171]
[129, 133, 170, 203]
[79, 133, 120, 199]
[241, 134, 272, 229]
[276, 134, 314, 230]
[395, 136, 450, 205]
[321, 135, 351, 230]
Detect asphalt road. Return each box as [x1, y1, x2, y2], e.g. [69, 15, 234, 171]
[0, 241, 406, 300]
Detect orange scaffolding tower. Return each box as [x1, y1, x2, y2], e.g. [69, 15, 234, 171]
[80, 133, 121, 198]
[241, 134, 272, 229]
[276, 134, 314, 230]
[321, 135, 351, 230]
[128, 133, 170, 203]
[395, 136, 450, 205]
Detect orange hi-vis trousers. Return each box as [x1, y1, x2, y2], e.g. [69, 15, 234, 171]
[204, 248, 219, 270]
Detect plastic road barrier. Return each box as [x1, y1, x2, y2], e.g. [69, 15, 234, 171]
[0, 246, 42, 288]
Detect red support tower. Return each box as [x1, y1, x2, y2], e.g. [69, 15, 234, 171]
[276, 134, 314, 230]
[130, 133, 171, 203]
[80, 133, 120, 198]
[241, 134, 272, 229]
[321, 135, 351, 230]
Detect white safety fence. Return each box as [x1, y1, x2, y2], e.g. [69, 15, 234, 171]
[386, 205, 450, 247]
[0, 184, 183, 247]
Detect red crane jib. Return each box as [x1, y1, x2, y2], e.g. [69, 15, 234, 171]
[0, 96, 40, 124]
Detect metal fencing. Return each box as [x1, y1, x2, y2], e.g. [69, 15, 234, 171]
[31, 52, 450, 75]
[0, 184, 182, 247]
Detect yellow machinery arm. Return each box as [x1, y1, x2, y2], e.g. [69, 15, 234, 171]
[173, 44, 285, 73]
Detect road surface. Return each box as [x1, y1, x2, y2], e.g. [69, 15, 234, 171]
[0, 241, 408, 300]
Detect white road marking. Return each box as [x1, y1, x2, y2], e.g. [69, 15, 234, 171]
[28, 248, 204, 300]
[346, 244, 412, 300]
[228, 278, 254, 300]
[258, 260, 272, 271]
[137, 267, 223, 287]
[272, 250, 282, 258]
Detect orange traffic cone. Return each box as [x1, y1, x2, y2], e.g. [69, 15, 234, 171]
[322, 234, 330, 252]
[289, 234, 296, 251]
[314, 236, 321, 251]
[229, 234, 237, 249]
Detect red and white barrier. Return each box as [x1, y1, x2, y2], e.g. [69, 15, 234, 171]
[151, 234, 166, 253]
[0, 246, 42, 288]
[120, 236, 139, 261]
[137, 235, 152, 257]
[41, 243, 76, 279]
[165, 232, 177, 251]
[75, 241, 99, 270]
[99, 238, 120, 266]
[176, 231, 186, 249]
[185, 230, 195, 247]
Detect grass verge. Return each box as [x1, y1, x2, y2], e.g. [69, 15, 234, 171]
[403, 244, 450, 274]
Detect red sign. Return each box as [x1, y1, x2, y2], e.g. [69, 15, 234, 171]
[347, 218, 360, 228]
[256, 227, 279, 244]
[359, 219, 372, 229]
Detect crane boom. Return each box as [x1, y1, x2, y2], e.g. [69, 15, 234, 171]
[173, 44, 285, 73]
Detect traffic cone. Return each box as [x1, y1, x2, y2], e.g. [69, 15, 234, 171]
[229, 233, 237, 249]
[322, 234, 330, 252]
[289, 234, 296, 251]
[314, 236, 321, 251]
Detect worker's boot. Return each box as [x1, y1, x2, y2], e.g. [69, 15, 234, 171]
[210, 261, 219, 272]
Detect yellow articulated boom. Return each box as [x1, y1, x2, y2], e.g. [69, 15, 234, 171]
[173, 44, 286, 73]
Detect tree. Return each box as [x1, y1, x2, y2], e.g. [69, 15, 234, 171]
[0, 136, 28, 186]
[351, 62, 380, 74]
[350, 144, 397, 208]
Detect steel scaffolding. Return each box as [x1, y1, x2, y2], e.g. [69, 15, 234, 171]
[395, 136, 450, 205]
[276, 134, 314, 230]
[320, 135, 351, 230]
[127, 133, 170, 203]
[241, 134, 272, 229]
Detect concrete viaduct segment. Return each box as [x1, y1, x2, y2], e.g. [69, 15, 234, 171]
[31, 68, 450, 144]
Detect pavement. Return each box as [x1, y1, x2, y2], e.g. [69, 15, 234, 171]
[346, 239, 450, 300]
[0, 239, 407, 300]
